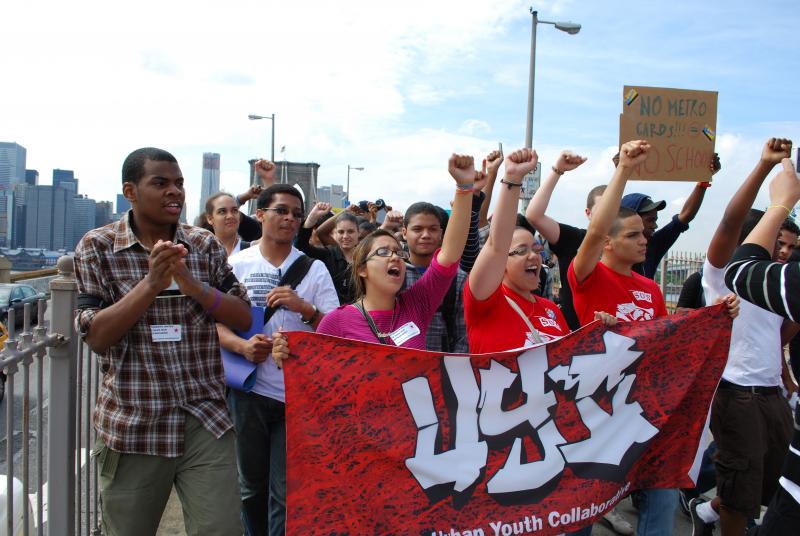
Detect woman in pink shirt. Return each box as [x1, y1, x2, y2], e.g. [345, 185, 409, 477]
[272, 153, 483, 360]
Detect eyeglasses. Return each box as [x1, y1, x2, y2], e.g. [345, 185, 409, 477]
[260, 206, 305, 220]
[508, 245, 542, 257]
[365, 247, 410, 261]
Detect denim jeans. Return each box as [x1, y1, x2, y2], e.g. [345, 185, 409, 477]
[636, 488, 678, 536]
[227, 389, 286, 536]
[682, 442, 717, 500]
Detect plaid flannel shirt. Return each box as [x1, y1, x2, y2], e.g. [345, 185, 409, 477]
[74, 212, 249, 457]
[404, 264, 469, 353]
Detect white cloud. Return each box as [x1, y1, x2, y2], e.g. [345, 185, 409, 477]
[458, 120, 492, 136]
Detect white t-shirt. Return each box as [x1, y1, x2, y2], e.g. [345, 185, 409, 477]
[702, 259, 783, 386]
[228, 245, 339, 401]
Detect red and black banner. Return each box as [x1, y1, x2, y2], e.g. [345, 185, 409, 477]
[284, 305, 731, 535]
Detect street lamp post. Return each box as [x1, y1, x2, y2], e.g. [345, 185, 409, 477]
[248, 114, 275, 162]
[525, 9, 581, 148]
[346, 165, 364, 207]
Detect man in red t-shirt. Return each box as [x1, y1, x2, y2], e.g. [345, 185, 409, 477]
[568, 140, 667, 326]
[567, 139, 677, 536]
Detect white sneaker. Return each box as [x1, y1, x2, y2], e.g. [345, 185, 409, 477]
[603, 508, 634, 535]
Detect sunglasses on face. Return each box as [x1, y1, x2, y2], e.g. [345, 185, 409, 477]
[366, 247, 410, 261]
[261, 206, 305, 220]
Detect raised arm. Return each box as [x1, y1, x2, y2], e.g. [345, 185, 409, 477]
[525, 151, 587, 244]
[706, 138, 792, 267]
[311, 203, 340, 247]
[235, 159, 277, 206]
[725, 157, 800, 321]
[469, 148, 539, 300]
[437, 154, 485, 267]
[676, 154, 719, 225]
[572, 140, 649, 284]
[478, 149, 503, 228]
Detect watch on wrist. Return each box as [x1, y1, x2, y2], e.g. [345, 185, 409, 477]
[302, 304, 320, 325]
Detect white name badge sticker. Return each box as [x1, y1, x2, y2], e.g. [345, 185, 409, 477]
[389, 322, 420, 346]
[151, 325, 182, 342]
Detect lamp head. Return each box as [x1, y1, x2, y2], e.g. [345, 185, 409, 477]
[555, 21, 581, 34]
[248, 114, 262, 120]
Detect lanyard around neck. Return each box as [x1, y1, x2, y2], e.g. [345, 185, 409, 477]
[353, 301, 396, 345]
[504, 295, 543, 345]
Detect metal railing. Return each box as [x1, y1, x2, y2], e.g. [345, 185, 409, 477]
[656, 251, 706, 312]
[0, 256, 82, 535]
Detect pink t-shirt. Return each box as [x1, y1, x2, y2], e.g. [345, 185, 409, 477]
[317, 252, 459, 350]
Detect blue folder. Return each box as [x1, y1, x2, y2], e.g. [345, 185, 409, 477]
[221, 306, 264, 391]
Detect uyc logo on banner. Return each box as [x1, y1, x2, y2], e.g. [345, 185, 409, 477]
[401, 331, 659, 505]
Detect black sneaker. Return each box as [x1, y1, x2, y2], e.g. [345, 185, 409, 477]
[689, 497, 715, 536]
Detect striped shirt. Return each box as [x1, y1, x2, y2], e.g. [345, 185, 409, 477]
[724, 243, 800, 321]
[74, 211, 249, 457]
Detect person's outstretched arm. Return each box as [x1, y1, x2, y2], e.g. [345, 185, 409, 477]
[469, 148, 539, 300]
[525, 151, 587, 245]
[572, 140, 650, 284]
[725, 157, 800, 321]
[437, 154, 487, 267]
[478, 149, 503, 228]
[707, 138, 792, 267]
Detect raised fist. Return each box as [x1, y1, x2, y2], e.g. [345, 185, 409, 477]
[618, 140, 651, 169]
[255, 159, 276, 185]
[448, 154, 480, 185]
[554, 151, 588, 173]
[761, 138, 793, 165]
[504, 148, 539, 182]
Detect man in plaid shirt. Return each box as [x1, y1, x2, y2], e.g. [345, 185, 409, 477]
[75, 147, 251, 536]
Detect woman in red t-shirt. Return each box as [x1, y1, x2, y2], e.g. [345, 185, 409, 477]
[466, 148, 615, 354]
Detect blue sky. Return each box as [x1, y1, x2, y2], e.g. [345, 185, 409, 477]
[2, 0, 799, 251]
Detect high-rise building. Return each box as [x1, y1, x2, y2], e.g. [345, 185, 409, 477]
[25, 169, 38, 186]
[317, 184, 346, 209]
[199, 153, 221, 214]
[0, 142, 26, 190]
[95, 201, 113, 228]
[11, 183, 30, 248]
[73, 195, 97, 247]
[24, 185, 74, 250]
[53, 169, 78, 194]
[116, 193, 131, 214]
[0, 190, 13, 247]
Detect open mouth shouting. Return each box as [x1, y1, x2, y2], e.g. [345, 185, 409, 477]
[387, 265, 402, 280]
[524, 263, 540, 277]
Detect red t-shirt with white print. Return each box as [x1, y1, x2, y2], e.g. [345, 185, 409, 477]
[567, 259, 667, 327]
[464, 279, 570, 354]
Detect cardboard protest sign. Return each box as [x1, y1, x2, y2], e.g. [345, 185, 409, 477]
[619, 85, 718, 181]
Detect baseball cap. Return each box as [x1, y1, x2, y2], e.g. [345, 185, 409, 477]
[621, 193, 666, 213]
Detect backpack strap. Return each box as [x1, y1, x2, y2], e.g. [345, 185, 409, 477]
[263, 255, 315, 325]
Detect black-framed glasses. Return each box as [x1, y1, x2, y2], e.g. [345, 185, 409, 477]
[366, 247, 410, 261]
[260, 206, 305, 220]
[508, 245, 543, 257]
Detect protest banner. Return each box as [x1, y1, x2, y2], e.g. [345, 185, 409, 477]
[283, 305, 731, 535]
[619, 85, 718, 181]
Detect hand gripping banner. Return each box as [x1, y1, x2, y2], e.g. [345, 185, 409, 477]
[283, 305, 731, 535]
